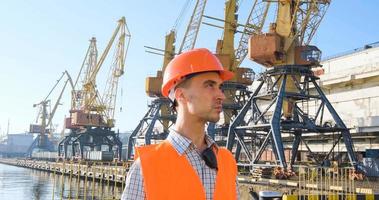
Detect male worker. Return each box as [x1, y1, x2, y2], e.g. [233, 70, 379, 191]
[121, 48, 238, 200]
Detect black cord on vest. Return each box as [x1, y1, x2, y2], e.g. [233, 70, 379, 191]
[201, 147, 218, 171]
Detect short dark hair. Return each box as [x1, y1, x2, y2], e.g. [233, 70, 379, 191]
[169, 71, 220, 111]
[170, 76, 193, 111]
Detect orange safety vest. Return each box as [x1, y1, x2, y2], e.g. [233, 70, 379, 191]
[136, 140, 237, 200]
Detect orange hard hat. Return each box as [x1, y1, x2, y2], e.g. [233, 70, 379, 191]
[161, 48, 234, 97]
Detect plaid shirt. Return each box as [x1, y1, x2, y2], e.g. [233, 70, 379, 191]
[121, 130, 239, 200]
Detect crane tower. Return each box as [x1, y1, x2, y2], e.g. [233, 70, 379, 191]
[225, 0, 364, 175]
[58, 17, 131, 161]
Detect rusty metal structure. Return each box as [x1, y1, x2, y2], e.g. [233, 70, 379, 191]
[225, 0, 364, 174]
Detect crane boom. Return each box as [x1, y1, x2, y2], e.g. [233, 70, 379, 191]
[30, 70, 74, 151]
[73, 37, 98, 88]
[69, 17, 130, 128]
[178, 0, 207, 54]
[234, 0, 270, 68]
[102, 20, 131, 127]
[46, 71, 75, 128]
[87, 17, 126, 86]
[292, 0, 330, 47]
[145, 0, 207, 97]
[43, 71, 66, 102]
[71, 37, 98, 111]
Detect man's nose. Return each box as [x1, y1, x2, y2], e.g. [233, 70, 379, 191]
[216, 87, 226, 101]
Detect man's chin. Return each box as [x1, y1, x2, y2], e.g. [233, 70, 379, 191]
[208, 117, 220, 123]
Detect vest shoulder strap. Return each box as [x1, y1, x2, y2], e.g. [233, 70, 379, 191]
[214, 147, 237, 200]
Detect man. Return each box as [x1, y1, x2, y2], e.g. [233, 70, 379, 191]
[122, 48, 238, 200]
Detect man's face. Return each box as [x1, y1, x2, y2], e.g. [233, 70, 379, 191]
[178, 72, 226, 123]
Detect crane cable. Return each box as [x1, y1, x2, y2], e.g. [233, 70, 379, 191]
[43, 72, 66, 102]
[172, 0, 193, 31]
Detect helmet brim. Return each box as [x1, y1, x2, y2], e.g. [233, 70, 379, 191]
[161, 69, 235, 97]
[219, 70, 235, 82]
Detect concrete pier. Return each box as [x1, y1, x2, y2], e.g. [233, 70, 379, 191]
[0, 158, 131, 185]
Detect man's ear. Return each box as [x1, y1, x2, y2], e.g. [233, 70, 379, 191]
[174, 88, 186, 103]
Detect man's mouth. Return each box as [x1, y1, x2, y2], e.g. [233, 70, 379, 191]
[214, 105, 222, 112]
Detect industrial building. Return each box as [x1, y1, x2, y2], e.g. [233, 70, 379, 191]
[320, 42, 379, 139]
[304, 42, 379, 153]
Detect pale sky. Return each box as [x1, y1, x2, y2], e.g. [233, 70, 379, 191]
[0, 0, 378, 136]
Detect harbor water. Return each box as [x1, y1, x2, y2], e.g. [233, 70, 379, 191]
[0, 163, 124, 200]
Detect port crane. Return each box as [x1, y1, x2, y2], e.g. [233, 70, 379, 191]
[58, 17, 131, 161]
[27, 70, 74, 156]
[127, 0, 264, 158]
[224, 0, 363, 176]
[202, 0, 265, 140]
[126, 0, 207, 160]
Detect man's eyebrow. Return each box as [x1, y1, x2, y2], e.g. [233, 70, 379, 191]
[203, 80, 217, 85]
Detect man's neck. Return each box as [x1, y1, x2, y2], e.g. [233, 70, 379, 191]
[174, 114, 207, 152]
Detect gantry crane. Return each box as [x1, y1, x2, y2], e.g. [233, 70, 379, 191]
[58, 17, 131, 161]
[202, 0, 266, 140]
[126, 0, 207, 160]
[27, 71, 74, 156]
[225, 0, 363, 175]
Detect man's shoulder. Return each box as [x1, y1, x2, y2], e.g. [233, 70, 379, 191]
[135, 141, 173, 163]
[134, 143, 161, 160]
[217, 147, 233, 156]
[217, 147, 237, 164]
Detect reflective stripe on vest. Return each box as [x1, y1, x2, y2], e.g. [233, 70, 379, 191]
[136, 140, 237, 200]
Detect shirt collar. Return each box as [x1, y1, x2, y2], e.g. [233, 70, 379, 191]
[166, 129, 217, 155]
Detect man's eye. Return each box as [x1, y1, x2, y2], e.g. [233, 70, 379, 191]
[219, 84, 225, 90]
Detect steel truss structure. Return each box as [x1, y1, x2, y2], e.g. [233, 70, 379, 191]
[126, 98, 176, 160]
[58, 128, 122, 160]
[208, 82, 252, 141]
[226, 65, 362, 170]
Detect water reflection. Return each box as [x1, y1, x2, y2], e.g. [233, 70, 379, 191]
[0, 163, 124, 200]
